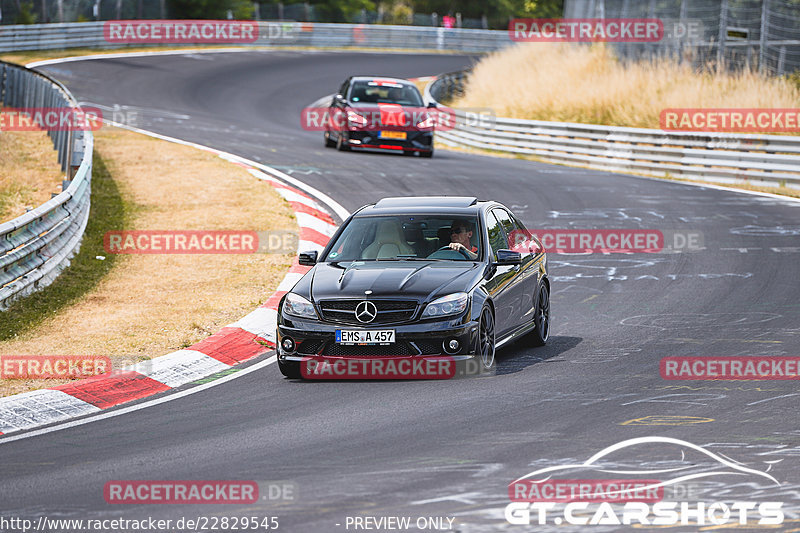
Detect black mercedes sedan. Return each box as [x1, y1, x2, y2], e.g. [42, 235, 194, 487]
[276, 196, 550, 380]
[323, 76, 436, 157]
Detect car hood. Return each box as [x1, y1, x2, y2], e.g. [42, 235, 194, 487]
[349, 103, 427, 127]
[309, 261, 480, 302]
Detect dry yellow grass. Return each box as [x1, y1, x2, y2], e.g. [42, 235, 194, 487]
[0, 126, 296, 396]
[454, 43, 800, 129]
[0, 116, 64, 222]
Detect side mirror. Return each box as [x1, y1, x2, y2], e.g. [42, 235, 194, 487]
[334, 94, 345, 105]
[298, 250, 318, 266]
[427, 102, 438, 108]
[495, 249, 522, 265]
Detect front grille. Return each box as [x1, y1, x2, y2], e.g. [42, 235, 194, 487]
[322, 342, 418, 357]
[410, 340, 443, 355]
[318, 299, 417, 325]
[297, 339, 324, 355]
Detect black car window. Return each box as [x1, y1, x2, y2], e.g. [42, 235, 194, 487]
[486, 211, 508, 260]
[347, 81, 423, 106]
[500, 209, 531, 252]
[323, 215, 481, 262]
[492, 208, 516, 238]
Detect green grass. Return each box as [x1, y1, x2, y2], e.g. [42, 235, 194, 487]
[0, 150, 129, 340]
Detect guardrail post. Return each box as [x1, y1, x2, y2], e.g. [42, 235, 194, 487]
[759, 0, 769, 74]
[717, 0, 729, 71]
[69, 129, 84, 180]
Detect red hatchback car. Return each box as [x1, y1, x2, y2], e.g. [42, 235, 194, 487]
[324, 76, 436, 157]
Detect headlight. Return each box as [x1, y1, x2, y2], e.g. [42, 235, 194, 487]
[422, 292, 469, 318]
[416, 114, 435, 128]
[283, 293, 317, 319]
[347, 110, 367, 127]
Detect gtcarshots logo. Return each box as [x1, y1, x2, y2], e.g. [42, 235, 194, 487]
[505, 436, 785, 527]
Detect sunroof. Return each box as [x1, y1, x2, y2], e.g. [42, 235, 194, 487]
[374, 196, 478, 208]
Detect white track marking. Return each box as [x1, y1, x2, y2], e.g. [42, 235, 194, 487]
[276, 272, 305, 292]
[0, 357, 276, 445]
[0, 390, 101, 434]
[130, 349, 230, 388]
[229, 307, 279, 341]
[26, 48, 267, 69]
[296, 212, 338, 236]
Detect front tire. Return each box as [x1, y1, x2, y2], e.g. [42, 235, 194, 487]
[278, 358, 302, 379]
[476, 306, 496, 373]
[336, 134, 349, 151]
[324, 131, 335, 148]
[531, 283, 550, 346]
[420, 149, 433, 158]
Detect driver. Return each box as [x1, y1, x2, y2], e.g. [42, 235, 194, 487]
[447, 219, 478, 259]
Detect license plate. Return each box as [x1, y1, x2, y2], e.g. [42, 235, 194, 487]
[336, 330, 395, 345]
[379, 131, 406, 140]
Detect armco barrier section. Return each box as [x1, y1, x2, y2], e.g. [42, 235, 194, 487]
[0, 21, 511, 53]
[0, 61, 93, 309]
[427, 71, 800, 189]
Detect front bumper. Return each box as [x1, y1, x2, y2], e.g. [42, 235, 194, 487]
[277, 315, 480, 379]
[343, 130, 433, 153]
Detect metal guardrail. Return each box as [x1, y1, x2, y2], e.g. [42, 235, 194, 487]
[0, 61, 93, 309]
[426, 70, 800, 189]
[0, 21, 512, 53]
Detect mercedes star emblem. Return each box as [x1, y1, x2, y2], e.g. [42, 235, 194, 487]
[355, 301, 378, 323]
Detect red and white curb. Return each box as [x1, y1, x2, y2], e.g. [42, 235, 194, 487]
[0, 133, 341, 437]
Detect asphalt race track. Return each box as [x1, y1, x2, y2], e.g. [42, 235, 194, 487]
[2, 50, 800, 532]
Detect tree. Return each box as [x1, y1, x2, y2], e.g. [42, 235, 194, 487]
[309, 0, 377, 23]
[408, 0, 563, 28]
[15, 1, 38, 23]
[167, 0, 254, 19]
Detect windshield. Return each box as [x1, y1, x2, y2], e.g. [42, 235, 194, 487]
[348, 81, 424, 106]
[323, 215, 482, 262]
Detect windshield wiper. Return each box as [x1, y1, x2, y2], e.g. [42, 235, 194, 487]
[376, 256, 445, 262]
[338, 261, 365, 284]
